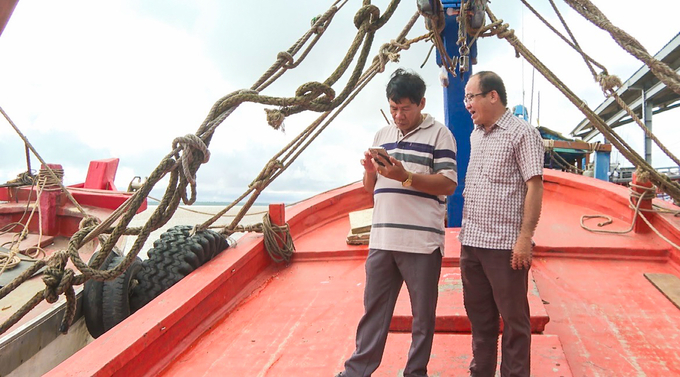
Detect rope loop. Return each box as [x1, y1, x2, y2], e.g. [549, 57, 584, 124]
[277, 51, 295, 68]
[377, 41, 404, 72]
[172, 134, 211, 185]
[79, 215, 100, 230]
[42, 250, 72, 303]
[353, 4, 380, 30]
[295, 81, 336, 103]
[261, 213, 295, 263]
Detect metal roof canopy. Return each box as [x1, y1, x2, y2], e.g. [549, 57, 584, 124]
[571, 32, 680, 142]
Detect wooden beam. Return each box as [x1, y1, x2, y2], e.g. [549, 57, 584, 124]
[543, 139, 612, 152]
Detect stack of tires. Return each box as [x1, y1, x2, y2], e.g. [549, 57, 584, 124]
[83, 225, 229, 338]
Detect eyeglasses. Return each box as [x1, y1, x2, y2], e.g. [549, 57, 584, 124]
[463, 91, 490, 104]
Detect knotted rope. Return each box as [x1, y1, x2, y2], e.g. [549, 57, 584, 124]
[231, 214, 295, 263]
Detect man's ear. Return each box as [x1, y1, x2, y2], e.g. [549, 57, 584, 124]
[419, 97, 426, 110]
[488, 90, 498, 104]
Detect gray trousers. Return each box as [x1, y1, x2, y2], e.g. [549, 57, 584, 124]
[342, 248, 442, 377]
[460, 245, 531, 377]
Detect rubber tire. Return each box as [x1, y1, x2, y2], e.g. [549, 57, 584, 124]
[130, 226, 202, 312]
[129, 226, 230, 313]
[102, 255, 142, 332]
[82, 250, 117, 339]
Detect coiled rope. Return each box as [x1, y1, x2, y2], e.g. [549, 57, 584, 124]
[581, 172, 680, 251]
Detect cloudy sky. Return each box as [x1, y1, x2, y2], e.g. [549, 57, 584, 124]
[1, 0, 679, 204]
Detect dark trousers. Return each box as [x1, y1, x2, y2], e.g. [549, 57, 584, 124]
[342, 248, 442, 377]
[460, 245, 531, 377]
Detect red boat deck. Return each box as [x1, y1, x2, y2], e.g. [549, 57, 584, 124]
[46, 170, 680, 376]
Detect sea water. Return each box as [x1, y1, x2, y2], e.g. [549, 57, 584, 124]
[123, 204, 270, 259]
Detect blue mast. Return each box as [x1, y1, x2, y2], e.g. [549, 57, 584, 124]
[438, 1, 478, 227]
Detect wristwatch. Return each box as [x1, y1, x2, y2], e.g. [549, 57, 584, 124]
[402, 171, 413, 187]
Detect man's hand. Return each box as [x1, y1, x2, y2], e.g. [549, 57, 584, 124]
[511, 236, 533, 270]
[376, 156, 408, 182]
[361, 151, 378, 173]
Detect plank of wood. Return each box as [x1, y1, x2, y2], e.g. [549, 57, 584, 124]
[644, 273, 680, 310]
[348, 208, 373, 235]
[346, 230, 369, 245]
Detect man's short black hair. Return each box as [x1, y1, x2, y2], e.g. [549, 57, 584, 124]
[474, 71, 507, 106]
[386, 68, 426, 105]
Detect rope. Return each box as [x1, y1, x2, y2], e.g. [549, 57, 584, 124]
[0, 1, 425, 336]
[520, 0, 607, 76]
[519, 0, 680, 170]
[580, 175, 680, 251]
[0, 170, 35, 188]
[1, 106, 90, 218]
[0, 251, 20, 273]
[563, 0, 680, 97]
[419, 0, 457, 77]
[231, 214, 295, 263]
[482, 7, 680, 205]
[609, 93, 680, 168]
[197, 12, 427, 237]
[547, 149, 584, 173]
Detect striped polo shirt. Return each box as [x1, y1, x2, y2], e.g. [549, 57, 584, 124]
[458, 109, 544, 250]
[369, 114, 458, 255]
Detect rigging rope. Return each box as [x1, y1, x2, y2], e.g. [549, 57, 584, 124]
[519, 0, 680, 170]
[563, 0, 680, 97]
[481, 7, 680, 205]
[0, 0, 427, 336]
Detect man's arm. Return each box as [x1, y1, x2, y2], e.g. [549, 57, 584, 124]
[361, 151, 378, 193]
[399, 168, 457, 196]
[363, 169, 377, 193]
[511, 175, 543, 270]
[377, 156, 456, 196]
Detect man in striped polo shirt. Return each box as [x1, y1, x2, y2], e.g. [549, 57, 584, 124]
[337, 69, 458, 377]
[459, 71, 544, 377]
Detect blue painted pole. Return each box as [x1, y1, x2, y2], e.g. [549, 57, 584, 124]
[593, 150, 611, 181]
[439, 3, 475, 227]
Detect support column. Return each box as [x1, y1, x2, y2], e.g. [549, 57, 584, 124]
[440, 3, 476, 227]
[642, 88, 653, 164]
[593, 150, 611, 181]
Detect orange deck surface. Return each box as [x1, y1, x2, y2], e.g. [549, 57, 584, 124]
[47, 171, 680, 376]
[159, 260, 567, 376]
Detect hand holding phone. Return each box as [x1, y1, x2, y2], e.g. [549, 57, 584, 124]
[369, 147, 392, 167]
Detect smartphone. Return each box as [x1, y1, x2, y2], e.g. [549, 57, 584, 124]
[369, 147, 392, 167]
